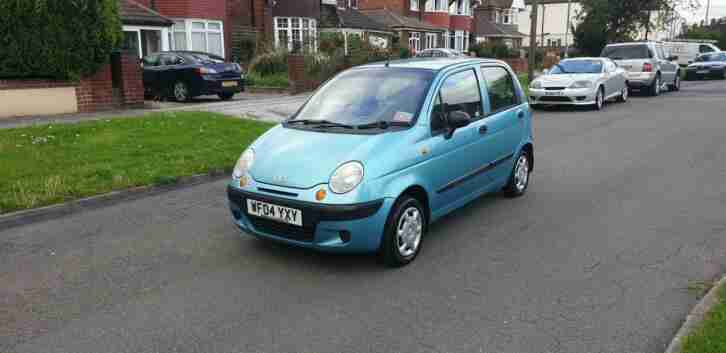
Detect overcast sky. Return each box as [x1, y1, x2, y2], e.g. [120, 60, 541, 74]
[683, 0, 726, 23]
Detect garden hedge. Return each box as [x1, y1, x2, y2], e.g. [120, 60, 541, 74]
[0, 0, 122, 80]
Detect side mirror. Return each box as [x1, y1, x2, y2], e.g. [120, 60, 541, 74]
[444, 110, 471, 138]
[668, 55, 678, 61]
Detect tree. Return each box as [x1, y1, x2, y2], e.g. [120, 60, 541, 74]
[0, 0, 122, 80]
[572, 0, 700, 56]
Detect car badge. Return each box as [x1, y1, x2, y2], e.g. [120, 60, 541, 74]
[272, 175, 288, 184]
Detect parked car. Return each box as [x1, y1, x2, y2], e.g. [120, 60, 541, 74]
[415, 48, 465, 58]
[663, 40, 721, 66]
[227, 58, 533, 267]
[685, 51, 726, 80]
[142, 51, 244, 102]
[601, 41, 681, 96]
[529, 58, 629, 110]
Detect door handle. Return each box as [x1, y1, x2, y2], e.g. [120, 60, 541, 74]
[479, 125, 488, 135]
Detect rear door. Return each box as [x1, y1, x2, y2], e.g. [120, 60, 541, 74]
[656, 44, 677, 83]
[477, 65, 526, 184]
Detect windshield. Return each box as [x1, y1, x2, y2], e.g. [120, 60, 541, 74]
[550, 60, 603, 74]
[291, 68, 434, 126]
[601, 45, 652, 60]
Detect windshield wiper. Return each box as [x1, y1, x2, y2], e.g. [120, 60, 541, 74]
[286, 119, 355, 129]
[356, 120, 412, 130]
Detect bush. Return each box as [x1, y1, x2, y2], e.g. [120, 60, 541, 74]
[319, 32, 345, 55]
[245, 72, 289, 88]
[471, 42, 519, 59]
[248, 50, 288, 76]
[0, 0, 122, 80]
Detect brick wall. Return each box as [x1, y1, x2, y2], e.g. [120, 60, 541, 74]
[76, 64, 115, 113]
[0, 80, 75, 90]
[449, 15, 472, 31]
[155, 0, 226, 20]
[422, 12, 450, 28]
[359, 0, 406, 14]
[118, 53, 145, 107]
[502, 57, 528, 73]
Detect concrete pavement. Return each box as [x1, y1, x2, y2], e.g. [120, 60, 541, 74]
[1, 80, 726, 353]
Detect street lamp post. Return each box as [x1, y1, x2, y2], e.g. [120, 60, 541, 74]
[528, 0, 539, 82]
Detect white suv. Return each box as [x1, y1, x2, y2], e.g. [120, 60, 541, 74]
[601, 42, 681, 96]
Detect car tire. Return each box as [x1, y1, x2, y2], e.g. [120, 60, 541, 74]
[592, 86, 604, 111]
[669, 72, 681, 91]
[617, 86, 629, 103]
[503, 150, 532, 198]
[381, 195, 426, 267]
[173, 81, 190, 102]
[218, 92, 235, 101]
[649, 74, 661, 96]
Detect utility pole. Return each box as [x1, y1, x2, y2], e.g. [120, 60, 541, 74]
[564, 0, 572, 57]
[705, 0, 712, 25]
[540, 4, 546, 48]
[528, 0, 539, 82]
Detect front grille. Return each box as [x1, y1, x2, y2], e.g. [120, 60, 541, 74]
[545, 87, 566, 90]
[540, 96, 572, 102]
[248, 217, 315, 242]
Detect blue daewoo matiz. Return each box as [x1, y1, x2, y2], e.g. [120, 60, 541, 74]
[227, 58, 534, 266]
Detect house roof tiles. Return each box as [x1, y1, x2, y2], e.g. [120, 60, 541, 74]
[119, 0, 174, 27]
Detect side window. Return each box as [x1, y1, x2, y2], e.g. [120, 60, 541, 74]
[481, 67, 518, 113]
[438, 69, 483, 121]
[700, 45, 715, 54]
[143, 55, 159, 67]
[160, 54, 182, 66]
[655, 45, 666, 59]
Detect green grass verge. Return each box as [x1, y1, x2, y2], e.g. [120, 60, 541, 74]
[246, 72, 290, 88]
[0, 112, 274, 214]
[681, 282, 726, 353]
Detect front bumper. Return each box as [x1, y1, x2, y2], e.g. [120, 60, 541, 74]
[529, 87, 598, 106]
[686, 67, 726, 78]
[227, 185, 393, 253]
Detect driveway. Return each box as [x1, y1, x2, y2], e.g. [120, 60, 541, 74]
[2, 80, 726, 353]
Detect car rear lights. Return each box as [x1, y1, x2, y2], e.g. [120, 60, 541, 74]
[643, 63, 653, 72]
[196, 67, 218, 75]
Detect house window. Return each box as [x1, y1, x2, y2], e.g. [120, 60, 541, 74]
[171, 19, 224, 57]
[409, 32, 421, 52]
[452, 0, 470, 15]
[425, 33, 437, 50]
[411, 0, 419, 11]
[349, 0, 358, 8]
[274, 17, 317, 51]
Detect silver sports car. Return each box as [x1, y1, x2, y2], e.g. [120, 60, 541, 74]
[529, 58, 629, 111]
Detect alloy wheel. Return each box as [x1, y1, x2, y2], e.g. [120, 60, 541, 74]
[174, 82, 189, 102]
[655, 76, 661, 95]
[621, 87, 629, 102]
[514, 154, 530, 192]
[596, 89, 604, 110]
[396, 207, 423, 257]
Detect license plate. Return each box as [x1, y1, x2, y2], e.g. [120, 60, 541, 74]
[247, 199, 302, 226]
[545, 91, 564, 96]
[697, 70, 709, 74]
[222, 81, 238, 87]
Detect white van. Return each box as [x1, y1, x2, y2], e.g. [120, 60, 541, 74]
[664, 40, 721, 66]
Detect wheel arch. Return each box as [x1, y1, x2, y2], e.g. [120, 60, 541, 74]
[399, 185, 431, 225]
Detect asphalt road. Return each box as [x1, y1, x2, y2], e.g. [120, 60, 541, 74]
[2, 80, 726, 353]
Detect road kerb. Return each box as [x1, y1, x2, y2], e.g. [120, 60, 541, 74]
[664, 274, 726, 353]
[0, 171, 229, 232]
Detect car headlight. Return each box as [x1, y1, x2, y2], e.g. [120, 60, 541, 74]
[530, 80, 543, 89]
[329, 161, 364, 194]
[233, 148, 255, 179]
[570, 80, 593, 89]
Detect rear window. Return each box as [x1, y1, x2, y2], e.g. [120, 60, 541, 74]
[601, 45, 652, 60]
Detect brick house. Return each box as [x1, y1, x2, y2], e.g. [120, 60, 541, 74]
[319, 0, 395, 53]
[123, 0, 229, 59]
[358, 0, 476, 54]
[472, 0, 526, 48]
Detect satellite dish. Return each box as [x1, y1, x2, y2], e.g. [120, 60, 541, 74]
[511, 0, 525, 10]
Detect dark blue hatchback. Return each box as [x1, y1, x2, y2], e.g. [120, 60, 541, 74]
[142, 51, 244, 102]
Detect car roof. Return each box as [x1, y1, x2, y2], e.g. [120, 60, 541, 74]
[605, 42, 659, 47]
[358, 57, 503, 71]
[561, 57, 606, 61]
